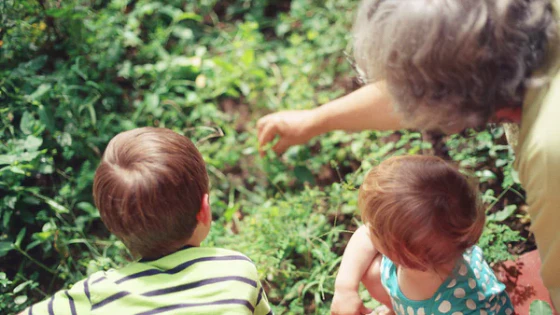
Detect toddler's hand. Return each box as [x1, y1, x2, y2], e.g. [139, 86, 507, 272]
[331, 289, 372, 315]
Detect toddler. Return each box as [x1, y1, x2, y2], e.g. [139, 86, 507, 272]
[332, 155, 513, 315]
[21, 127, 272, 315]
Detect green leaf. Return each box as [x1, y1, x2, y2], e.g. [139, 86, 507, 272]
[15, 228, 26, 248]
[20, 111, 35, 135]
[0, 242, 14, 258]
[487, 205, 517, 222]
[175, 12, 202, 22]
[530, 300, 553, 315]
[145, 93, 160, 111]
[38, 105, 55, 132]
[28, 83, 52, 101]
[14, 295, 28, 305]
[294, 166, 316, 185]
[13, 280, 32, 294]
[172, 27, 193, 40]
[0, 154, 16, 165]
[76, 202, 97, 215]
[24, 135, 43, 151]
[45, 198, 70, 214]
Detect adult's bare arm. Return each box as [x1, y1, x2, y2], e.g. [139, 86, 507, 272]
[257, 81, 404, 155]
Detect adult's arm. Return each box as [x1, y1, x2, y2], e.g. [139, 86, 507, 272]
[257, 81, 404, 155]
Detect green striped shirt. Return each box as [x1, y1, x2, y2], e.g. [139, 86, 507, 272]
[26, 246, 272, 315]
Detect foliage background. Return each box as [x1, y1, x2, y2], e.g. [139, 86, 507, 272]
[0, 0, 529, 314]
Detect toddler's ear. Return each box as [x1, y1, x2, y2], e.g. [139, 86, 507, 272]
[196, 194, 212, 226]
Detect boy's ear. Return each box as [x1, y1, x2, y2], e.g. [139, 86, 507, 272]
[196, 194, 212, 225]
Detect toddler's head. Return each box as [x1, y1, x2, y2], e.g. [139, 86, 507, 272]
[93, 127, 210, 259]
[359, 155, 484, 271]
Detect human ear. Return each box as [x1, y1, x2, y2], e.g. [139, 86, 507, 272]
[196, 193, 212, 226]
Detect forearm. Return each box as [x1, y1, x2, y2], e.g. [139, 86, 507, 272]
[335, 225, 378, 291]
[310, 81, 404, 136]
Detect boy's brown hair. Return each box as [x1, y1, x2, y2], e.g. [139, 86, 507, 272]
[93, 127, 209, 259]
[359, 155, 485, 271]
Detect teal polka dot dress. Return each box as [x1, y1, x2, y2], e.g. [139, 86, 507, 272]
[380, 246, 514, 315]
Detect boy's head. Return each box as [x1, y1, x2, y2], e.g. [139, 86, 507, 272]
[93, 127, 210, 259]
[353, 0, 557, 133]
[359, 155, 485, 271]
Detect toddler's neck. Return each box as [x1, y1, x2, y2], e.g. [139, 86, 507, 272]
[396, 259, 457, 301]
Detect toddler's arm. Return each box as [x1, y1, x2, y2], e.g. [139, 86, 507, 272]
[331, 225, 378, 315]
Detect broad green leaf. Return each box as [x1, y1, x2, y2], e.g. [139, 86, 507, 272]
[530, 300, 553, 315]
[488, 205, 517, 222]
[14, 295, 28, 305]
[145, 93, 160, 111]
[0, 154, 16, 165]
[0, 242, 14, 257]
[24, 135, 42, 151]
[20, 111, 34, 135]
[172, 27, 193, 40]
[76, 202, 97, 215]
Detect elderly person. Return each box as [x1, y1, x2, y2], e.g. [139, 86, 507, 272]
[258, 0, 560, 310]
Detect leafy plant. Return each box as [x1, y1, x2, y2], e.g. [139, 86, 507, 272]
[0, 0, 529, 314]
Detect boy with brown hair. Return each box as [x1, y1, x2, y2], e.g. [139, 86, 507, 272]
[22, 127, 272, 315]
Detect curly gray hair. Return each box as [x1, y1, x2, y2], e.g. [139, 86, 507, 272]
[353, 0, 558, 132]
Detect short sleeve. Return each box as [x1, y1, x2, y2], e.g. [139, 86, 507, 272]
[24, 277, 92, 315]
[254, 279, 273, 315]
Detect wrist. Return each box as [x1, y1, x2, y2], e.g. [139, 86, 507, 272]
[334, 279, 360, 293]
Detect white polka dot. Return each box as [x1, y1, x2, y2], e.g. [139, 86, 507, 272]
[452, 312, 463, 315]
[408, 306, 414, 315]
[484, 274, 489, 283]
[468, 278, 476, 289]
[418, 308, 425, 315]
[481, 311, 487, 315]
[454, 288, 466, 298]
[478, 292, 485, 301]
[400, 304, 405, 315]
[482, 283, 487, 291]
[505, 308, 513, 315]
[496, 305, 502, 313]
[474, 269, 480, 279]
[501, 296, 507, 305]
[436, 293, 442, 301]
[476, 261, 481, 268]
[489, 294, 496, 302]
[438, 301, 452, 313]
[459, 264, 468, 276]
[447, 279, 457, 288]
[466, 299, 476, 310]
